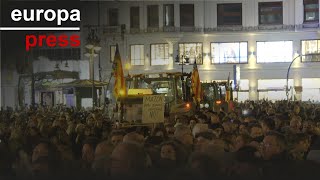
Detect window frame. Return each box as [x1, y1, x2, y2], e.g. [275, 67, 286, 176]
[163, 4, 175, 27]
[130, 44, 145, 66]
[217, 3, 243, 26]
[147, 5, 159, 28]
[150, 43, 170, 66]
[303, 0, 319, 23]
[130, 6, 140, 28]
[210, 41, 248, 64]
[180, 4, 195, 27]
[301, 39, 320, 63]
[178, 42, 203, 65]
[258, 2, 283, 25]
[256, 41, 293, 63]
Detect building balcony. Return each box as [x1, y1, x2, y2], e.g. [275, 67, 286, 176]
[95, 23, 320, 36]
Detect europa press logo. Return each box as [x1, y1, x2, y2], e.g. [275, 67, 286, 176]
[0, 0, 81, 51]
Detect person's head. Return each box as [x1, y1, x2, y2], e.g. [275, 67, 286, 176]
[66, 122, 75, 135]
[194, 132, 214, 152]
[92, 141, 113, 174]
[174, 125, 194, 147]
[234, 106, 241, 115]
[209, 139, 226, 152]
[293, 105, 300, 115]
[123, 132, 145, 145]
[261, 131, 286, 160]
[222, 121, 232, 133]
[110, 142, 147, 178]
[290, 117, 302, 132]
[152, 127, 167, 139]
[86, 116, 95, 127]
[239, 123, 249, 135]
[232, 134, 252, 152]
[244, 116, 255, 123]
[302, 121, 314, 133]
[165, 124, 175, 138]
[31, 140, 59, 174]
[210, 113, 220, 124]
[75, 123, 85, 135]
[29, 127, 40, 137]
[249, 124, 263, 138]
[95, 141, 114, 160]
[202, 139, 225, 154]
[84, 126, 93, 136]
[160, 141, 177, 161]
[192, 123, 208, 138]
[197, 114, 208, 124]
[189, 119, 197, 130]
[95, 120, 103, 129]
[267, 107, 275, 116]
[291, 133, 310, 153]
[32, 142, 49, 163]
[211, 127, 223, 138]
[110, 130, 125, 146]
[260, 118, 275, 135]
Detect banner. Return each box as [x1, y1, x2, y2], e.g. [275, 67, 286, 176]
[142, 95, 165, 124]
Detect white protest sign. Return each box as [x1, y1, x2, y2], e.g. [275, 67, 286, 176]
[142, 95, 165, 124]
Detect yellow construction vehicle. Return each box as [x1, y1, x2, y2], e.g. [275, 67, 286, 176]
[117, 72, 194, 122]
[201, 81, 233, 112]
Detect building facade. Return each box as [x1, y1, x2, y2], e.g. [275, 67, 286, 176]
[2, 0, 320, 108]
[82, 0, 320, 102]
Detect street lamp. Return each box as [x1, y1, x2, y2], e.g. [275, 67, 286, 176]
[85, 28, 101, 109]
[286, 54, 301, 101]
[175, 51, 190, 101]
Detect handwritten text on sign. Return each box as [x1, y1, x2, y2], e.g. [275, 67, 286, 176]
[142, 95, 165, 123]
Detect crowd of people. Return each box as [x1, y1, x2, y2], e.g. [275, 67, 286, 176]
[1, 100, 320, 180]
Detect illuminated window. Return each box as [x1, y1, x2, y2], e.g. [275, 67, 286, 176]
[258, 79, 293, 101]
[259, 2, 283, 25]
[108, 8, 118, 26]
[257, 41, 293, 63]
[301, 40, 320, 62]
[130, 7, 140, 28]
[151, 44, 169, 65]
[217, 3, 242, 26]
[180, 4, 194, 27]
[178, 43, 203, 64]
[164, 4, 174, 27]
[304, 0, 319, 22]
[130, 45, 144, 66]
[211, 42, 248, 64]
[302, 78, 320, 101]
[147, 5, 159, 28]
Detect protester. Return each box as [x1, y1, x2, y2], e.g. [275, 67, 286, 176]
[0, 100, 320, 180]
